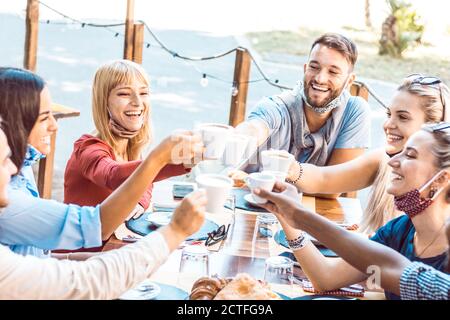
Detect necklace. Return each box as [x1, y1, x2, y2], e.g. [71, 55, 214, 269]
[414, 223, 446, 258]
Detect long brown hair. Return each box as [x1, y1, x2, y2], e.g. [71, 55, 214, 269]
[0, 68, 43, 171]
[92, 60, 151, 160]
[360, 78, 450, 235]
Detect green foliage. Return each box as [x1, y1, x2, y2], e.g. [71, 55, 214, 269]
[380, 0, 425, 58]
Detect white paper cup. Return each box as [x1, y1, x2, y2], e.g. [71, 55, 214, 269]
[261, 150, 294, 173]
[246, 172, 276, 204]
[223, 134, 249, 166]
[196, 174, 233, 214]
[196, 123, 233, 160]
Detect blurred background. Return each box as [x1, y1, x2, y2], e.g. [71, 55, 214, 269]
[0, 0, 448, 205]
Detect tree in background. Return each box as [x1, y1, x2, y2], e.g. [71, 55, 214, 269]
[379, 0, 424, 58]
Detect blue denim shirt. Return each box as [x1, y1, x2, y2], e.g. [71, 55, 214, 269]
[0, 146, 102, 258]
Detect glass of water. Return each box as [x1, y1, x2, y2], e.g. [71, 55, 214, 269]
[264, 256, 294, 294]
[177, 245, 210, 292]
[251, 213, 280, 257]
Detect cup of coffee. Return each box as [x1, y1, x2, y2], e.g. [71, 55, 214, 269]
[223, 133, 249, 166]
[196, 174, 233, 214]
[196, 123, 233, 160]
[245, 172, 276, 204]
[261, 170, 287, 183]
[261, 150, 294, 173]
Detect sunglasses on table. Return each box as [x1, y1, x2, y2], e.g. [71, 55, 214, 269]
[205, 224, 230, 247]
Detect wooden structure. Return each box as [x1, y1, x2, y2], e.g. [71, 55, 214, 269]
[229, 48, 251, 127]
[123, 0, 144, 64]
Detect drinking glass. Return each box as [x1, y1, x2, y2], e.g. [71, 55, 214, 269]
[264, 256, 294, 294]
[177, 245, 210, 292]
[251, 213, 280, 257]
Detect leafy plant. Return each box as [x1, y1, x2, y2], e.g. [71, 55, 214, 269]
[379, 0, 425, 58]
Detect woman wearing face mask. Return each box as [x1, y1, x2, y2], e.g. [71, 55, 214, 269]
[64, 60, 190, 222]
[0, 67, 203, 258]
[282, 75, 449, 234]
[0, 124, 208, 299]
[254, 122, 450, 300]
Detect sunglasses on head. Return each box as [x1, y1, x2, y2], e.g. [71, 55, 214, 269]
[406, 74, 446, 120]
[431, 122, 450, 132]
[406, 74, 442, 86]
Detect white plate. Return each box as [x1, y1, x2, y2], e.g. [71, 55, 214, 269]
[244, 193, 265, 206]
[146, 211, 172, 227]
[119, 280, 161, 300]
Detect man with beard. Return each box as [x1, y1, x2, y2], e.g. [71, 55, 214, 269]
[235, 33, 370, 194]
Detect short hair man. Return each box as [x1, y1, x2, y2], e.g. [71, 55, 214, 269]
[237, 33, 371, 195]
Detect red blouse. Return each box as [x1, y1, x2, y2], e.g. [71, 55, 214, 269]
[64, 134, 187, 209]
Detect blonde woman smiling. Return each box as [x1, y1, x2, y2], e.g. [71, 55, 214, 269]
[64, 60, 191, 221]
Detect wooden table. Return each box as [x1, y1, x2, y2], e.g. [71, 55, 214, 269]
[104, 181, 384, 299]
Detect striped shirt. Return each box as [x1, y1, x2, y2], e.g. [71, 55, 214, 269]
[400, 262, 450, 300]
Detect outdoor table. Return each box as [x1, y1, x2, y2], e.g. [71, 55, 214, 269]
[104, 180, 385, 300]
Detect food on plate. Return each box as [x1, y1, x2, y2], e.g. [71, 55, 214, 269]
[189, 273, 281, 300]
[189, 276, 232, 300]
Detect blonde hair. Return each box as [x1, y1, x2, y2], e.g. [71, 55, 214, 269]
[422, 123, 450, 203]
[92, 60, 151, 160]
[360, 77, 449, 235]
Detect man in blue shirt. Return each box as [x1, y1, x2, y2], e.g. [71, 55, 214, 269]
[236, 33, 371, 195]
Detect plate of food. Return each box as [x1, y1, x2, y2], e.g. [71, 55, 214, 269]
[119, 280, 161, 300]
[189, 273, 282, 300]
[145, 211, 172, 227]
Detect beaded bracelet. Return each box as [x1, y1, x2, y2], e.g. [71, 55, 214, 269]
[286, 161, 303, 185]
[287, 232, 309, 251]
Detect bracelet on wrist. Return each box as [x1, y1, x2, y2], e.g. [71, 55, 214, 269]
[286, 161, 303, 185]
[287, 232, 309, 251]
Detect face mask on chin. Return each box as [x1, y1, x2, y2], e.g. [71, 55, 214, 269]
[300, 76, 350, 114]
[394, 170, 449, 218]
[107, 109, 144, 139]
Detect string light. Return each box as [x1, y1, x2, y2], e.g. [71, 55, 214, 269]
[35, 1, 287, 91]
[200, 74, 209, 87]
[33, 1, 387, 108]
[231, 83, 239, 96]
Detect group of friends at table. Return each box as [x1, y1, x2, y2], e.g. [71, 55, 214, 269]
[0, 33, 448, 300]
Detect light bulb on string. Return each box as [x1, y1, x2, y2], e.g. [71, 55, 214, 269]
[231, 84, 239, 96]
[200, 74, 209, 87]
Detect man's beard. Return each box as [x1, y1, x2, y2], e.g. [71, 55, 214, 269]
[303, 79, 343, 109]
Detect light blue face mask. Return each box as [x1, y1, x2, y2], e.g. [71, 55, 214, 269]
[23, 144, 45, 167]
[296, 77, 350, 114]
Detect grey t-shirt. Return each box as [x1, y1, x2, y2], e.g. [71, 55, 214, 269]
[247, 94, 371, 164]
